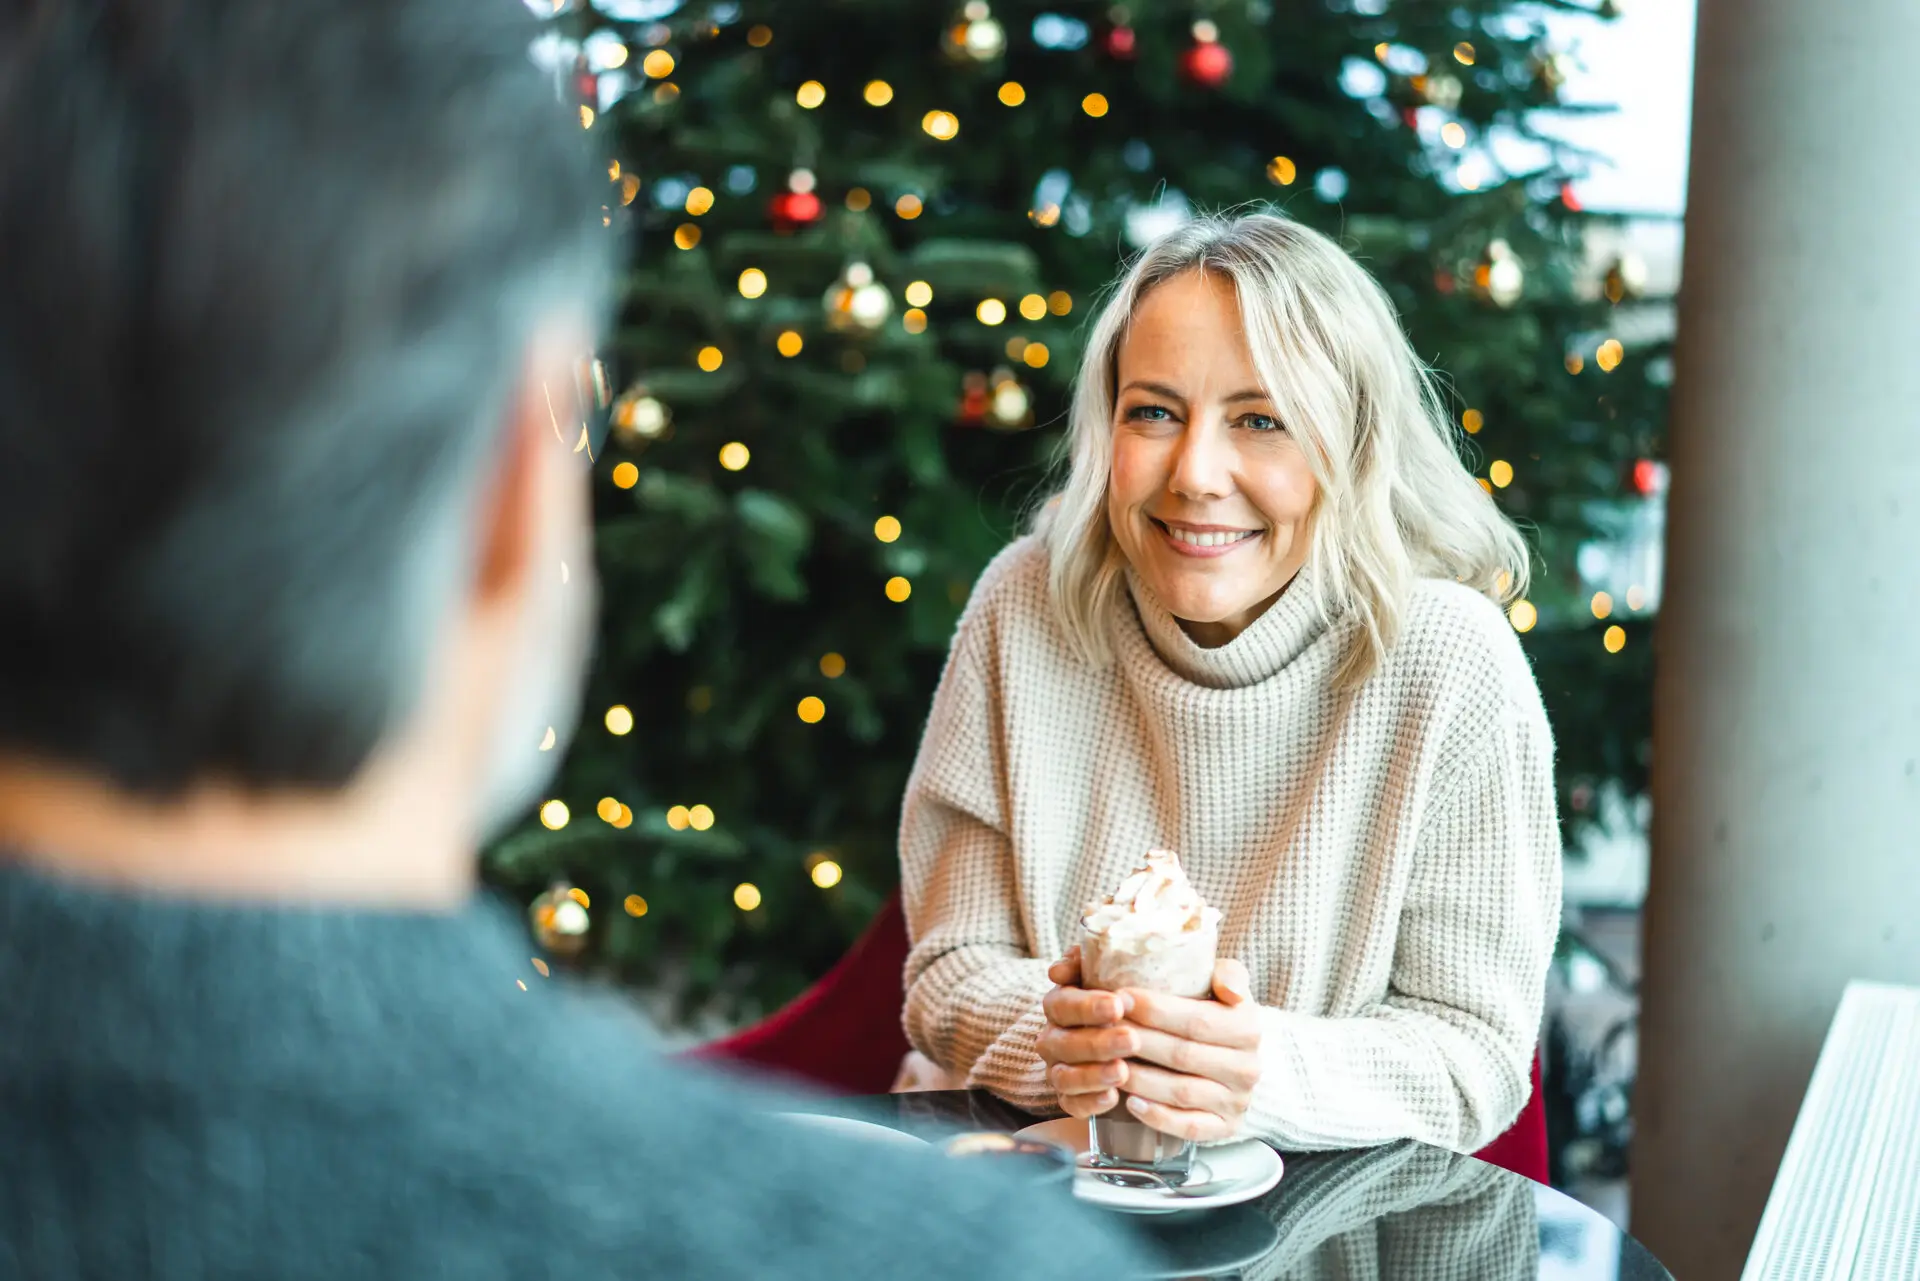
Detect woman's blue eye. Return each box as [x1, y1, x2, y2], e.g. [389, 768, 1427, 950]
[1126, 405, 1172, 422]
[1242, 413, 1283, 432]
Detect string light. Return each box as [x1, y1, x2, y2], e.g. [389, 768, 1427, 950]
[1005, 336, 1029, 361]
[1463, 408, 1484, 434]
[1018, 293, 1047, 321]
[895, 194, 924, 219]
[674, 224, 701, 250]
[1508, 600, 1538, 633]
[540, 800, 570, 830]
[1495, 570, 1513, 595]
[620, 174, 641, 205]
[642, 50, 675, 77]
[1266, 156, 1297, 186]
[624, 894, 649, 917]
[666, 805, 691, 830]
[1597, 339, 1625, 372]
[612, 462, 639, 489]
[819, 652, 847, 678]
[1627, 585, 1647, 611]
[718, 441, 750, 470]
[776, 330, 803, 357]
[612, 805, 632, 830]
[998, 81, 1026, 106]
[738, 267, 767, 298]
[811, 859, 844, 889]
[797, 696, 826, 723]
[976, 299, 1007, 325]
[846, 187, 872, 211]
[1604, 625, 1627, 653]
[1454, 41, 1476, 65]
[689, 804, 715, 831]
[734, 882, 762, 911]
[1490, 460, 1514, 488]
[1048, 291, 1073, 315]
[903, 308, 928, 333]
[697, 346, 724, 372]
[796, 80, 826, 109]
[874, 515, 902, 542]
[1592, 592, 1614, 619]
[904, 281, 933, 307]
[1023, 342, 1050, 368]
[922, 110, 960, 140]
[747, 24, 772, 47]
[885, 576, 912, 602]
[1565, 352, 1585, 375]
[579, 105, 596, 129]
[1441, 122, 1467, 148]
[597, 797, 622, 823]
[685, 186, 714, 215]
[864, 79, 894, 106]
[605, 704, 634, 735]
[652, 83, 679, 105]
[1082, 93, 1109, 117]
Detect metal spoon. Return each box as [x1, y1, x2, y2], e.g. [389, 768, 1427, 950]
[1079, 1159, 1252, 1198]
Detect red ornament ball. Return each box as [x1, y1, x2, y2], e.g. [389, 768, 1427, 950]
[768, 190, 822, 232]
[1104, 25, 1136, 59]
[1180, 38, 1233, 88]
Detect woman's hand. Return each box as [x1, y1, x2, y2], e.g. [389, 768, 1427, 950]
[1037, 947, 1137, 1118]
[1117, 959, 1263, 1142]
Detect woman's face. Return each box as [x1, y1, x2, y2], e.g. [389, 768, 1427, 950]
[1106, 269, 1319, 646]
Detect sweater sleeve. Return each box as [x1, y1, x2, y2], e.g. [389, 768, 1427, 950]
[1240, 694, 1562, 1153]
[898, 611, 1060, 1113]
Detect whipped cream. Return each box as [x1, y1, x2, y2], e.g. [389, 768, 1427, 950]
[1081, 849, 1221, 955]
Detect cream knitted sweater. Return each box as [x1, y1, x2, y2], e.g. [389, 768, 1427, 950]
[899, 537, 1561, 1153]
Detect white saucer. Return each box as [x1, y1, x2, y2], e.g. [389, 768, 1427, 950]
[775, 1112, 929, 1148]
[1012, 1117, 1283, 1215]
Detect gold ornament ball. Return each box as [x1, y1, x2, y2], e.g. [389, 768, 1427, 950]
[611, 387, 670, 444]
[823, 261, 893, 333]
[944, 1, 1006, 63]
[1603, 253, 1650, 303]
[530, 883, 591, 957]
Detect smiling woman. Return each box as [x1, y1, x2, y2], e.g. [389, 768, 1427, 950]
[898, 212, 1563, 1158]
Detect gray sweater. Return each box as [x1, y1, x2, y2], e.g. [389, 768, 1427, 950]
[0, 863, 1144, 1279]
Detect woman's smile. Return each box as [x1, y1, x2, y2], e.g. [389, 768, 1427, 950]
[1150, 517, 1265, 557]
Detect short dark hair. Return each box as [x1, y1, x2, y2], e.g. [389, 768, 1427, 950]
[0, 0, 610, 794]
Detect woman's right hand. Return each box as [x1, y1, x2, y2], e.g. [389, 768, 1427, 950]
[1037, 947, 1138, 1118]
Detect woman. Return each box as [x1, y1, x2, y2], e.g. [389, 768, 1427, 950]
[897, 212, 1560, 1154]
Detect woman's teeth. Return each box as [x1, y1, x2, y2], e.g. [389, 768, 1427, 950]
[1166, 527, 1257, 548]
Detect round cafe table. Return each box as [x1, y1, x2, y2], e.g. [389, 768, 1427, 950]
[793, 1089, 1672, 1281]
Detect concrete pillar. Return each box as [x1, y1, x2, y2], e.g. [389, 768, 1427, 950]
[1632, 0, 1920, 1275]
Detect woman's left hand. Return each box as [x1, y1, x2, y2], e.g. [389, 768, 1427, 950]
[1120, 959, 1264, 1142]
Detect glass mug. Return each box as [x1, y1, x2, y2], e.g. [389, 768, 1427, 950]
[1088, 1104, 1196, 1183]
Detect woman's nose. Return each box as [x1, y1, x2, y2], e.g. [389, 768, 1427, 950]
[1168, 416, 1234, 500]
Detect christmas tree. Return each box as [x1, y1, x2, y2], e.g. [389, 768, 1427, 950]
[486, 0, 1667, 1023]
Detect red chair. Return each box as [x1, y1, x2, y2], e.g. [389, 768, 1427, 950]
[693, 891, 1551, 1184]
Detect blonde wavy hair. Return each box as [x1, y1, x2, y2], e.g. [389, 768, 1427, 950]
[1038, 211, 1529, 687]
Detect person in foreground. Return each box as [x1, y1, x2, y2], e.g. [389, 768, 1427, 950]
[0, 4, 1141, 1278]
[900, 212, 1562, 1153]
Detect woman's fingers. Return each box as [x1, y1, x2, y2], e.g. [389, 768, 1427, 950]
[1125, 1026, 1261, 1093]
[1123, 1091, 1238, 1143]
[1046, 947, 1082, 987]
[1122, 1061, 1244, 1121]
[1042, 983, 1133, 1029]
[1124, 987, 1261, 1048]
[1037, 1020, 1136, 1066]
[1058, 1087, 1120, 1119]
[1048, 1058, 1129, 1096]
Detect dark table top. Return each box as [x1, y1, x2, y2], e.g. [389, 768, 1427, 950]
[793, 1090, 1671, 1281]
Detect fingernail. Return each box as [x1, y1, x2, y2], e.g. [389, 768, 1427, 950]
[1127, 1095, 1148, 1117]
[1118, 992, 1135, 1015]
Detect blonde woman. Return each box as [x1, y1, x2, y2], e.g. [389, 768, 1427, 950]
[897, 212, 1560, 1153]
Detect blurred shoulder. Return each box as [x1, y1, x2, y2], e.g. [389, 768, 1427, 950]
[951, 535, 1062, 656]
[1388, 578, 1544, 715]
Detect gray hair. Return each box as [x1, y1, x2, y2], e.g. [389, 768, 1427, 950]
[1040, 212, 1528, 686]
[0, 0, 612, 795]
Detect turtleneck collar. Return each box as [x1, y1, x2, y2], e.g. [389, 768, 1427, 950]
[1122, 560, 1333, 689]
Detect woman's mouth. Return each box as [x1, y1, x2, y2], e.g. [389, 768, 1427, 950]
[1151, 519, 1262, 557]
